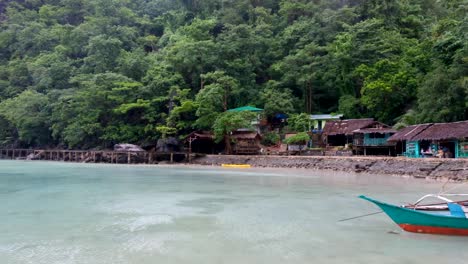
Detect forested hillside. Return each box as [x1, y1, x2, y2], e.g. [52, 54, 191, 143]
[0, 0, 466, 149]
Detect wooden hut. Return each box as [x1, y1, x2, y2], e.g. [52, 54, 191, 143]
[185, 131, 223, 154]
[412, 121, 468, 158]
[388, 121, 468, 158]
[231, 131, 262, 155]
[352, 122, 397, 156]
[322, 118, 375, 146]
[387, 124, 433, 158]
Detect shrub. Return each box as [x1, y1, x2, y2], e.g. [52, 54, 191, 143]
[284, 132, 310, 145]
[261, 132, 280, 146]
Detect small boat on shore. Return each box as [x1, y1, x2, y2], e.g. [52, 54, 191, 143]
[360, 194, 468, 235]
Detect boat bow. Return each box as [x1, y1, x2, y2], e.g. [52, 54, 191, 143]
[359, 195, 468, 235]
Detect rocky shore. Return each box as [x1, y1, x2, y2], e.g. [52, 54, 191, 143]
[192, 155, 468, 180]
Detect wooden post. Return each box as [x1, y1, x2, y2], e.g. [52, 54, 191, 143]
[128, 152, 131, 164]
[189, 139, 192, 163]
[170, 152, 174, 163]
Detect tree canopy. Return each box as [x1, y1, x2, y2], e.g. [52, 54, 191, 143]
[0, 0, 466, 148]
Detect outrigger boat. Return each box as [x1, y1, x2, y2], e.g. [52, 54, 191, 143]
[360, 194, 468, 235]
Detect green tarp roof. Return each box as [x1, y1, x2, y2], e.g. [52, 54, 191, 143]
[227, 106, 263, 112]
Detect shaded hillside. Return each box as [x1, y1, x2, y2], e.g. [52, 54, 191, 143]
[0, 0, 466, 148]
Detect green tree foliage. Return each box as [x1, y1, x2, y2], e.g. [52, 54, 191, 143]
[284, 132, 309, 145]
[261, 131, 280, 146]
[0, 90, 51, 146]
[212, 111, 256, 154]
[355, 59, 418, 124]
[260, 81, 295, 116]
[194, 71, 240, 129]
[0, 0, 465, 148]
[287, 113, 310, 132]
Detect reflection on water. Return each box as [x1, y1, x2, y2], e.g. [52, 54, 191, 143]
[1, 160, 467, 264]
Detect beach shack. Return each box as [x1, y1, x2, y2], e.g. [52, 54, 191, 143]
[411, 121, 468, 158]
[185, 131, 223, 154]
[387, 124, 432, 158]
[322, 118, 375, 147]
[231, 131, 262, 155]
[388, 121, 468, 158]
[352, 122, 397, 156]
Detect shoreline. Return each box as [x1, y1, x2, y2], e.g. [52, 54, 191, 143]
[191, 155, 468, 181]
[3, 155, 468, 182]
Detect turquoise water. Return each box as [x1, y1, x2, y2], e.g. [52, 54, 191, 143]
[1, 161, 468, 264]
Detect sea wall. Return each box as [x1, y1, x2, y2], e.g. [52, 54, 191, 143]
[192, 155, 468, 180]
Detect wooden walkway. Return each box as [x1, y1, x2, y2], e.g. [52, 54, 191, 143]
[0, 149, 188, 164]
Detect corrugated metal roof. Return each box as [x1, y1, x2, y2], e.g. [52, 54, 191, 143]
[227, 106, 263, 112]
[322, 118, 375, 136]
[310, 114, 343, 120]
[353, 128, 397, 134]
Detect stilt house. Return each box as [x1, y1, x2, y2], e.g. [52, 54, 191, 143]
[231, 131, 262, 155]
[322, 118, 375, 146]
[352, 122, 397, 156]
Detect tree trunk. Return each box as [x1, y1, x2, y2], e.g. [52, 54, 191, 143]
[224, 135, 232, 155]
[223, 87, 228, 111]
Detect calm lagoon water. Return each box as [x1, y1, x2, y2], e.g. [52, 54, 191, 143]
[1, 160, 468, 264]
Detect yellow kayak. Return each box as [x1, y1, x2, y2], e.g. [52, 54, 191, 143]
[221, 164, 251, 168]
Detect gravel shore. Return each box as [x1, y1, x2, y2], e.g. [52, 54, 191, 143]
[192, 155, 468, 181]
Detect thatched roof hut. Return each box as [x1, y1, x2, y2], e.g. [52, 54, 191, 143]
[412, 121, 468, 141]
[388, 121, 468, 142]
[231, 131, 262, 155]
[231, 131, 262, 141]
[185, 131, 222, 154]
[185, 131, 214, 141]
[387, 124, 433, 142]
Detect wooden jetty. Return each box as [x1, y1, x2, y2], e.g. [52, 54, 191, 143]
[0, 149, 189, 164]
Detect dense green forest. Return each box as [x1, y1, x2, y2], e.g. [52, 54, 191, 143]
[0, 0, 466, 149]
